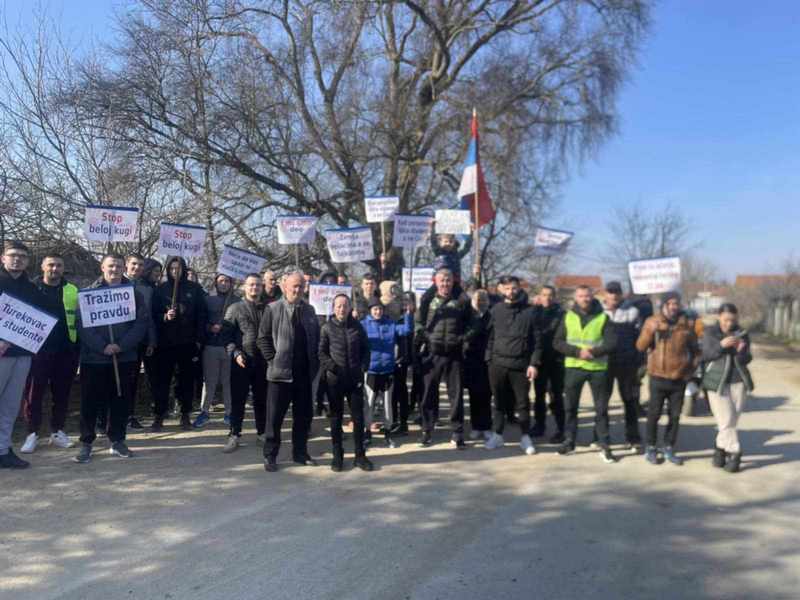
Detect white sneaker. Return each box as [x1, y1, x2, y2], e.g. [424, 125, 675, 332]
[485, 432, 504, 450]
[520, 434, 537, 456]
[223, 435, 240, 454]
[468, 429, 484, 441]
[49, 430, 74, 449]
[20, 432, 38, 454]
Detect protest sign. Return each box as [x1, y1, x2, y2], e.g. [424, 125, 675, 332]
[78, 285, 137, 328]
[217, 245, 268, 281]
[0, 293, 58, 354]
[365, 196, 400, 224]
[628, 257, 682, 295]
[324, 226, 375, 263]
[533, 226, 574, 256]
[309, 284, 352, 316]
[434, 209, 471, 235]
[84, 205, 139, 243]
[402, 267, 435, 296]
[159, 222, 207, 258]
[393, 214, 434, 248]
[276, 215, 318, 245]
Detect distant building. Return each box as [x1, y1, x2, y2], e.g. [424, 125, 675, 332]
[734, 275, 787, 289]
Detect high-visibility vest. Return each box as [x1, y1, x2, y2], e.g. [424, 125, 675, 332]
[564, 310, 608, 371]
[62, 283, 78, 344]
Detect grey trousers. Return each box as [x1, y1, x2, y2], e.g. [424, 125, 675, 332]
[200, 346, 232, 414]
[708, 382, 747, 454]
[0, 355, 32, 454]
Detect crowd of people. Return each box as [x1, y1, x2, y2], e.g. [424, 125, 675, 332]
[0, 236, 754, 475]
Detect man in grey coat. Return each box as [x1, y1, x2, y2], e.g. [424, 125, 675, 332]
[257, 272, 320, 472]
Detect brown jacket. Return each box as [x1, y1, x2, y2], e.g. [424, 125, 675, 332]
[636, 312, 700, 380]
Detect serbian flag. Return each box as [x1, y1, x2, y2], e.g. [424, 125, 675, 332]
[457, 109, 495, 227]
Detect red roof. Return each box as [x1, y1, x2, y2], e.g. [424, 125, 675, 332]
[554, 275, 603, 290]
[734, 275, 786, 289]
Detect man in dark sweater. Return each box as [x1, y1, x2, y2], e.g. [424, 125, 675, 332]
[20, 253, 79, 454]
[531, 285, 566, 443]
[125, 253, 158, 429]
[257, 272, 320, 472]
[0, 241, 46, 469]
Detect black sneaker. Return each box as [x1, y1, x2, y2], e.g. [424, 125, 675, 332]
[557, 441, 575, 456]
[386, 436, 398, 449]
[264, 457, 278, 472]
[180, 413, 192, 431]
[150, 417, 163, 433]
[418, 432, 433, 447]
[0, 448, 30, 469]
[293, 454, 318, 467]
[600, 446, 617, 464]
[451, 434, 466, 450]
[625, 440, 645, 454]
[73, 444, 92, 464]
[110, 441, 133, 458]
[393, 423, 409, 437]
[127, 417, 144, 430]
[95, 422, 107, 437]
[354, 455, 374, 472]
[712, 447, 726, 468]
[331, 453, 344, 472]
[549, 431, 565, 445]
[723, 453, 741, 473]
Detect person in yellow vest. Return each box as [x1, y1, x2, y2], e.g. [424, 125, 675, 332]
[20, 253, 80, 454]
[553, 284, 618, 463]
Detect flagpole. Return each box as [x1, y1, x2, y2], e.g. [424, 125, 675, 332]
[472, 108, 481, 287]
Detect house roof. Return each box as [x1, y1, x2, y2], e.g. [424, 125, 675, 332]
[734, 275, 786, 289]
[554, 275, 603, 290]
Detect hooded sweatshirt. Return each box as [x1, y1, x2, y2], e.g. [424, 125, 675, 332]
[152, 256, 207, 348]
[486, 290, 542, 370]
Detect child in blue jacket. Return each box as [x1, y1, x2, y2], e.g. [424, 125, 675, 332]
[361, 297, 413, 447]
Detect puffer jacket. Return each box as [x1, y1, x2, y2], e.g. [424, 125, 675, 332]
[415, 291, 472, 357]
[361, 312, 413, 374]
[224, 298, 264, 361]
[636, 311, 699, 380]
[701, 323, 754, 392]
[152, 256, 207, 347]
[319, 315, 369, 388]
[486, 291, 542, 370]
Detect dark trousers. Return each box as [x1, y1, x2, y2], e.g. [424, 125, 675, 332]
[409, 361, 424, 414]
[327, 378, 365, 457]
[606, 362, 642, 443]
[488, 364, 530, 435]
[130, 345, 158, 416]
[230, 358, 267, 436]
[465, 360, 492, 431]
[264, 377, 313, 460]
[154, 343, 196, 417]
[646, 376, 686, 447]
[533, 359, 565, 433]
[421, 354, 464, 434]
[564, 368, 610, 446]
[22, 350, 78, 434]
[79, 362, 135, 445]
[391, 364, 410, 426]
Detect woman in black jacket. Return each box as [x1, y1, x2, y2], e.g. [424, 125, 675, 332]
[319, 294, 373, 473]
[702, 303, 753, 473]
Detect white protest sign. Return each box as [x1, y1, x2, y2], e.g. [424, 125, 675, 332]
[277, 215, 318, 245]
[393, 214, 434, 248]
[78, 285, 137, 328]
[217, 245, 268, 281]
[0, 293, 58, 354]
[365, 196, 400, 224]
[534, 226, 573, 256]
[435, 209, 471, 235]
[324, 227, 375, 263]
[159, 222, 207, 258]
[402, 267, 435, 296]
[309, 284, 352, 316]
[84, 205, 139, 243]
[628, 257, 682, 295]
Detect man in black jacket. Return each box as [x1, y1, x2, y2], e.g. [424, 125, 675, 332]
[319, 294, 373, 472]
[485, 277, 541, 455]
[532, 285, 566, 442]
[0, 241, 46, 469]
[464, 289, 492, 440]
[151, 256, 208, 431]
[125, 253, 158, 430]
[415, 268, 473, 448]
[222, 274, 265, 453]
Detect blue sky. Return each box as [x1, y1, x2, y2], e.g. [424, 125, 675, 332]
[6, 1, 798, 281]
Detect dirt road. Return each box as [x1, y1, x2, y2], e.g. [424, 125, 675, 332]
[1, 342, 798, 600]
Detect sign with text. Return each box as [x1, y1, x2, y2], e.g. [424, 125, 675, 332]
[393, 214, 434, 248]
[434, 209, 471, 235]
[217, 245, 268, 281]
[402, 267, 435, 295]
[78, 285, 137, 328]
[159, 222, 207, 258]
[276, 215, 318, 245]
[324, 226, 375, 263]
[309, 284, 353, 316]
[365, 196, 400, 224]
[0, 293, 57, 354]
[84, 205, 139, 243]
[533, 226, 573, 256]
[628, 257, 682, 295]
